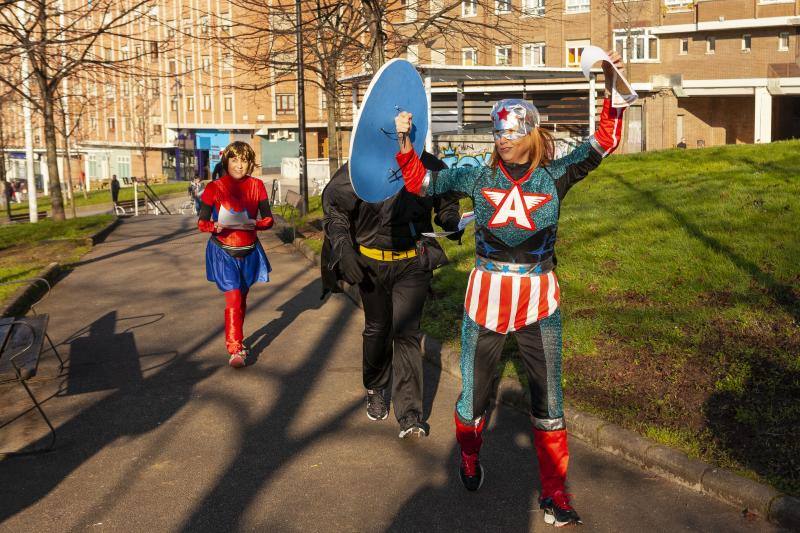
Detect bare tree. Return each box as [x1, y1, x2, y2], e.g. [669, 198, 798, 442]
[0, 0, 161, 220]
[131, 77, 160, 183]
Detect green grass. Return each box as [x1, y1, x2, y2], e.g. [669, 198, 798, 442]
[8, 182, 188, 214]
[0, 215, 114, 305]
[422, 140, 800, 495]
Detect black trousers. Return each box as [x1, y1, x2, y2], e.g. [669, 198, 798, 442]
[358, 255, 431, 424]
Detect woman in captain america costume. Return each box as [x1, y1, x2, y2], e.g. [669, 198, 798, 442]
[198, 141, 274, 368]
[394, 51, 626, 527]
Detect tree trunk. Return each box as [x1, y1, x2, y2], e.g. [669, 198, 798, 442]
[326, 84, 339, 176]
[142, 147, 148, 183]
[60, 110, 76, 219]
[0, 107, 11, 222]
[41, 88, 66, 221]
[364, 0, 386, 71]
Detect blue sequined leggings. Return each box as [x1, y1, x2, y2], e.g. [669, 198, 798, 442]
[456, 309, 564, 426]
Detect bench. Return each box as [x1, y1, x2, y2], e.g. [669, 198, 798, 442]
[114, 197, 147, 216]
[9, 211, 48, 223]
[0, 279, 64, 455]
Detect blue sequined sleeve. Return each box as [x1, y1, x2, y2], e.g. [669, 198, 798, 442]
[548, 140, 604, 200]
[427, 165, 487, 198]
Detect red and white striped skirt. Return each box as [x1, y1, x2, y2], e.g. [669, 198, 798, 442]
[463, 269, 560, 334]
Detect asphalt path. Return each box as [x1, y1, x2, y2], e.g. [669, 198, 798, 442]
[0, 216, 780, 532]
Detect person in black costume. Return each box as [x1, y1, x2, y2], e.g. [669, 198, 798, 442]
[322, 153, 462, 438]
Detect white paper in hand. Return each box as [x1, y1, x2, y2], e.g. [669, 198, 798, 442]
[217, 205, 256, 229]
[421, 211, 476, 238]
[580, 46, 638, 108]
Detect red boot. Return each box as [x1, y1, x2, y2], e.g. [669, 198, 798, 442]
[534, 428, 582, 527]
[455, 411, 485, 491]
[224, 307, 246, 368]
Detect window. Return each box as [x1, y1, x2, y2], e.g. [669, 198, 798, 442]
[150, 42, 159, 61]
[121, 47, 129, 61]
[613, 29, 659, 62]
[224, 95, 233, 111]
[150, 80, 160, 97]
[223, 54, 233, 71]
[105, 83, 115, 99]
[135, 45, 142, 58]
[461, 47, 477, 66]
[122, 82, 130, 97]
[522, 0, 545, 16]
[462, 0, 477, 17]
[566, 39, 589, 66]
[496, 0, 511, 14]
[187, 96, 195, 112]
[104, 47, 113, 61]
[123, 117, 131, 132]
[742, 34, 751, 52]
[203, 94, 212, 111]
[276, 93, 296, 114]
[168, 59, 176, 74]
[200, 16, 209, 34]
[522, 43, 545, 66]
[496, 45, 511, 65]
[107, 118, 116, 131]
[402, 0, 417, 21]
[407, 44, 419, 64]
[706, 36, 715, 54]
[779, 32, 789, 51]
[565, 0, 589, 14]
[171, 98, 178, 112]
[152, 124, 162, 136]
[202, 56, 211, 73]
[431, 48, 446, 65]
[679, 38, 689, 55]
[320, 91, 328, 110]
[185, 56, 193, 72]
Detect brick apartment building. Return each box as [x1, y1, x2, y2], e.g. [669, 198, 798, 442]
[3, 0, 798, 193]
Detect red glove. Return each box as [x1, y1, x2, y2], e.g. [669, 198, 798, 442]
[255, 217, 274, 230]
[395, 150, 427, 195]
[594, 99, 625, 156]
[198, 219, 216, 233]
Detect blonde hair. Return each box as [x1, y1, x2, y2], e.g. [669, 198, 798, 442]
[489, 128, 555, 172]
[221, 141, 256, 176]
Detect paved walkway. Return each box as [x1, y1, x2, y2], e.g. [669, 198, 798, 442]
[0, 216, 780, 532]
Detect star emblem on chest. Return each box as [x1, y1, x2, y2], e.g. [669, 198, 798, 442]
[481, 185, 552, 231]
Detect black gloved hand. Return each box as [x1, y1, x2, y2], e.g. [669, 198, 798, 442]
[339, 247, 368, 285]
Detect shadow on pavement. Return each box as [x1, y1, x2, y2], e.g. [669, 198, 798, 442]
[385, 404, 540, 532]
[178, 288, 360, 531]
[0, 311, 220, 523]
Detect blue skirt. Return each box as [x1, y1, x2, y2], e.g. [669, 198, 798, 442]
[205, 239, 271, 292]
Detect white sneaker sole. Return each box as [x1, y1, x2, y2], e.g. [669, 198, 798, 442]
[366, 411, 389, 421]
[398, 426, 428, 439]
[543, 510, 581, 527]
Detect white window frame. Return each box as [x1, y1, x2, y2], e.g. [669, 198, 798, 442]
[613, 29, 660, 63]
[430, 48, 446, 65]
[741, 34, 751, 53]
[522, 43, 545, 67]
[664, 0, 692, 10]
[407, 44, 419, 64]
[565, 0, 589, 14]
[186, 96, 194, 112]
[778, 32, 789, 52]
[461, 0, 477, 17]
[495, 45, 511, 65]
[202, 56, 211, 73]
[203, 94, 212, 111]
[495, 0, 511, 14]
[522, 0, 545, 16]
[565, 39, 590, 67]
[461, 47, 477, 66]
[759, 0, 794, 4]
[402, 0, 417, 21]
[224, 95, 233, 112]
[679, 37, 689, 55]
[706, 36, 716, 55]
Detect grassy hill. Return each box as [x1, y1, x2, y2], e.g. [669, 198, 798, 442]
[423, 140, 800, 494]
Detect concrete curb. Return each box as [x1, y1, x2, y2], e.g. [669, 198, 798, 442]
[1, 217, 123, 318]
[278, 220, 799, 530]
[1, 262, 61, 318]
[90, 217, 122, 245]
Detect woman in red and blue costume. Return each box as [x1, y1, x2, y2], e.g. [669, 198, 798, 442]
[198, 141, 274, 368]
[394, 52, 626, 528]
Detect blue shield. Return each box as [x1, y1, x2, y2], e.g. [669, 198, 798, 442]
[349, 59, 429, 203]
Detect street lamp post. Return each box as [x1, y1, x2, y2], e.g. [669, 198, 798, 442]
[295, 0, 309, 215]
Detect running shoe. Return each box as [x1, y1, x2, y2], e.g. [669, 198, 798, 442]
[366, 389, 389, 421]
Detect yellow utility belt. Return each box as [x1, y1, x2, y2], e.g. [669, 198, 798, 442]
[359, 245, 417, 261]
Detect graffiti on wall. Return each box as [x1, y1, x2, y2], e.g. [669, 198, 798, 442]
[438, 146, 492, 168]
